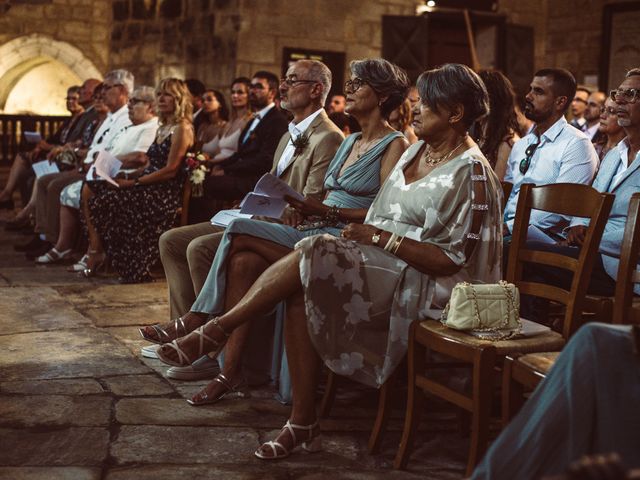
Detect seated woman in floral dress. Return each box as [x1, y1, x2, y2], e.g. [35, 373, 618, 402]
[154, 64, 503, 461]
[87, 78, 194, 283]
[140, 58, 410, 402]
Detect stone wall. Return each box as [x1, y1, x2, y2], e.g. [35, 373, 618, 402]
[110, 0, 242, 90]
[0, 0, 110, 74]
[233, 0, 420, 78]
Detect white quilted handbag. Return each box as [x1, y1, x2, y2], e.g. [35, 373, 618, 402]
[440, 281, 522, 339]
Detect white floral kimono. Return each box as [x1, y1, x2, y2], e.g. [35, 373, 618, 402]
[296, 142, 503, 388]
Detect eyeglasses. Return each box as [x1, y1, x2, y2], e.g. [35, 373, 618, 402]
[279, 77, 317, 88]
[599, 106, 617, 115]
[128, 98, 146, 105]
[610, 88, 640, 103]
[519, 137, 541, 175]
[344, 78, 367, 94]
[103, 83, 123, 91]
[572, 97, 588, 104]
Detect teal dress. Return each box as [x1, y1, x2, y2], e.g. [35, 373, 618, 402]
[191, 131, 403, 314]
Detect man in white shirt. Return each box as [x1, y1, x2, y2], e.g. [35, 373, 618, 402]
[24, 70, 135, 257]
[584, 91, 607, 141]
[503, 68, 598, 240]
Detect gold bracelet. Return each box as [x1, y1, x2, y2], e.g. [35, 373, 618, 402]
[384, 233, 398, 252]
[391, 235, 404, 255]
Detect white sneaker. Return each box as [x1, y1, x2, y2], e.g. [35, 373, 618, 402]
[140, 345, 160, 359]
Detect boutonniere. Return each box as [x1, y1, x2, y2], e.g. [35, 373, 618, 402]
[292, 133, 310, 156]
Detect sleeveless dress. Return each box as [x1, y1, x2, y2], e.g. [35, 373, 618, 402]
[88, 133, 185, 282]
[190, 131, 404, 314]
[296, 143, 503, 387]
[201, 128, 242, 160]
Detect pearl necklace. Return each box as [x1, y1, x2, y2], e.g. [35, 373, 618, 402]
[423, 137, 467, 167]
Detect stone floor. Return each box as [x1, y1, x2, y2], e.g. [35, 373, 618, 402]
[0, 206, 470, 480]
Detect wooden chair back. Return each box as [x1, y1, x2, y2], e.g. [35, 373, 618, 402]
[506, 183, 614, 339]
[613, 193, 640, 324]
[500, 181, 513, 211]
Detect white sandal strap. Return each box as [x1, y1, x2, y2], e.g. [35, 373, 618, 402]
[164, 340, 191, 364]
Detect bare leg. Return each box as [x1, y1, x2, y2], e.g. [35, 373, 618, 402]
[253, 290, 322, 458]
[158, 249, 302, 364]
[0, 153, 30, 201]
[12, 179, 38, 220]
[54, 206, 79, 252]
[189, 234, 293, 402]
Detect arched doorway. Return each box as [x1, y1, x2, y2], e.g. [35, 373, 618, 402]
[0, 34, 103, 115]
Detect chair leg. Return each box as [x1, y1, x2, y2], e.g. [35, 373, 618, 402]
[466, 347, 496, 476]
[368, 369, 397, 453]
[319, 370, 338, 418]
[501, 356, 525, 426]
[394, 323, 425, 469]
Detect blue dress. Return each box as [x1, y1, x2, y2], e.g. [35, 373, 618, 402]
[191, 131, 404, 314]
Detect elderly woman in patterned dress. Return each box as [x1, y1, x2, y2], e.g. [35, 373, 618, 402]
[155, 64, 504, 460]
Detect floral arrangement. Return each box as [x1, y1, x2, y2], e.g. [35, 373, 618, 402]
[292, 133, 310, 156]
[184, 152, 209, 197]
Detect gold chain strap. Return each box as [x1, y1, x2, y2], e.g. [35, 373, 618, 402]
[441, 280, 522, 340]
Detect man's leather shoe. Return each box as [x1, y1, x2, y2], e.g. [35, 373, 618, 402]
[14, 235, 44, 252]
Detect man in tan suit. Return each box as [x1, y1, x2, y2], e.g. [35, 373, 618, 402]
[157, 59, 343, 379]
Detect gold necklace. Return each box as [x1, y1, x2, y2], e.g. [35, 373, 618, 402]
[423, 137, 467, 167]
[355, 135, 384, 158]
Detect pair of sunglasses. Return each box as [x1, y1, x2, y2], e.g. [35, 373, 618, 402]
[519, 137, 541, 174]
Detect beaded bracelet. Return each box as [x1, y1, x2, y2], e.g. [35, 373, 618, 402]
[325, 205, 340, 223]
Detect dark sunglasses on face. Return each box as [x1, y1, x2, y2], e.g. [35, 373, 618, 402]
[519, 137, 541, 175]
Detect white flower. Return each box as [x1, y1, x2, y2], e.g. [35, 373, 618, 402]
[343, 293, 372, 325]
[196, 154, 206, 161]
[326, 352, 364, 376]
[191, 169, 206, 184]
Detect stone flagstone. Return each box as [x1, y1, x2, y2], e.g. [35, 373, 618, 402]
[0, 395, 111, 427]
[0, 328, 151, 381]
[0, 427, 110, 466]
[0, 286, 91, 334]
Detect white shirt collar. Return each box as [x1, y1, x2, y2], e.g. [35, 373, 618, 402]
[288, 108, 323, 138]
[110, 104, 129, 120]
[255, 103, 275, 120]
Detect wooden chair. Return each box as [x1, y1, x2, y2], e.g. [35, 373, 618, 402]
[176, 177, 191, 226]
[500, 181, 513, 211]
[394, 183, 614, 475]
[319, 347, 398, 453]
[502, 192, 640, 422]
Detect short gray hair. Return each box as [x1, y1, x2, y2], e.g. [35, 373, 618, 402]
[300, 60, 332, 105]
[349, 58, 409, 119]
[417, 63, 489, 129]
[132, 86, 156, 106]
[104, 69, 134, 95]
[626, 68, 640, 78]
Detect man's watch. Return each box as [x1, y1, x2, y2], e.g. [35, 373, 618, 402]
[371, 229, 383, 246]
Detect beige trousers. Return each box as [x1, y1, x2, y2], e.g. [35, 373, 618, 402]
[158, 221, 224, 319]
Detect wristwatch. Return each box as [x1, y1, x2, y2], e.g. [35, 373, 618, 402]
[371, 229, 382, 246]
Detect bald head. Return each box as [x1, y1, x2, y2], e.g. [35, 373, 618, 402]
[80, 78, 102, 107]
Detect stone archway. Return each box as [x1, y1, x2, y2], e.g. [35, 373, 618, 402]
[0, 34, 103, 114]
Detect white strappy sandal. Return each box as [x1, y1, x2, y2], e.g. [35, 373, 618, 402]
[156, 318, 229, 367]
[254, 419, 322, 460]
